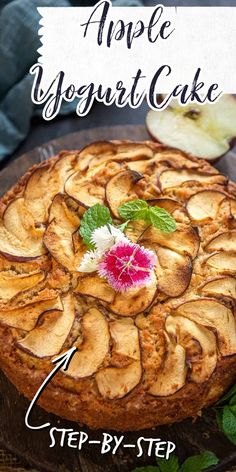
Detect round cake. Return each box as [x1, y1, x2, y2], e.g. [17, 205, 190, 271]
[0, 140, 236, 431]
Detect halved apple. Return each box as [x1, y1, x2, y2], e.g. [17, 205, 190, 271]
[0, 270, 44, 301]
[205, 252, 236, 272]
[146, 95, 236, 161]
[175, 298, 236, 356]
[65, 173, 105, 208]
[159, 169, 226, 191]
[43, 194, 84, 271]
[96, 360, 141, 399]
[205, 231, 236, 252]
[66, 307, 109, 378]
[186, 190, 226, 221]
[155, 246, 192, 297]
[74, 275, 115, 303]
[148, 336, 186, 396]
[110, 318, 140, 361]
[140, 223, 200, 259]
[109, 273, 157, 316]
[0, 293, 62, 331]
[17, 293, 75, 358]
[199, 276, 236, 298]
[106, 170, 144, 218]
[166, 315, 217, 383]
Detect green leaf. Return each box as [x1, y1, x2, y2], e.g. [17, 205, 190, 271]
[149, 207, 176, 233]
[229, 394, 236, 406]
[131, 467, 159, 472]
[156, 455, 179, 472]
[79, 204, 112, 248]
[118, 220, 130, 232]
[216, 409, 223, 430]
[216, 383, 236, 406]
[222, 406, 236, 443]
[180, 451, 219, 472]
[229, 404, 236, 414]
[118, 199, 176, 234]
[118, 199, 149, 222]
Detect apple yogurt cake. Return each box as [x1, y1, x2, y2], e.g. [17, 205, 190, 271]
[0, 140, 236, 431]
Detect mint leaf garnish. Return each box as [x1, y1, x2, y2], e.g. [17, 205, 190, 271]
[79, 203, 112, 248]
[131, 452, 218, 472]
[118, 199, 176, 233]
[118, 199, 149, 221]
[149, 206, 176, 233]
[118, 220, 130, 232]
[215, 382, 236, 444]
[180, 451, 219, 472]
[221, 406, 236, 444]
[156, 454, 179, 472]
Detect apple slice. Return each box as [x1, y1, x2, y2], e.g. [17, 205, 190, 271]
[43, 194, 84, 271]
[77, 141, 117, 171]
[186, 190, 226, 221]
[140, 224, 200, 259]
[66, 307, 109, 379]
[78, 141, 154, 173]
[74, 275, 115, 303]
[155, 246, 192, 297]
[205, 252, 236, 272]
[205, 231, 236, 252]
[109, 273, 157, 316]
[0, 270, 44, 301]
[106, 170, 144, 218]
[110, 319, 140, 361]
[229, 198, 236, 219]
[200, 276, 236, 298]
[127, 159, 153, 174]
[0, 293, 62, 331]
[146, 95, 236, 161]
[175, 298, 236, 356]
[24, 153, 76, 223]
[147, 198, 182, 214]
[0, 226, 41, 261]
[0, 198, 46, 260]
[17, 293, 75, 358]
[65, 173, 105, 208]
[96, 360, 142, 399]
[166, 315, 217, 383]
[159, 169, 226, 191]
[3, 198, 44, 242]
[24, 164, 54, 223]
[148, 337, 186, 396]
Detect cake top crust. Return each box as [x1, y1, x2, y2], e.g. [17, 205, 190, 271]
[1, 140, 236, 401]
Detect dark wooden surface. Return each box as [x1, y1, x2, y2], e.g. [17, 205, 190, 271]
[0, 125, 236, 472]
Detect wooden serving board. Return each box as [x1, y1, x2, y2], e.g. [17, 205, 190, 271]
[0, 125, 236, 472]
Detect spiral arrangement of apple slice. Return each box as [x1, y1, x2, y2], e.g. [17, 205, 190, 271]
[1, 140, 236, 401]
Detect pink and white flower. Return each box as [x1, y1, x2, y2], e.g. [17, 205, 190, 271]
[91, 224, 128, 253]
[98, 240, 157, 292]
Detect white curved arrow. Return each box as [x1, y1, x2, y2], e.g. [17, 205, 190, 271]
[25, 346, 77, 430]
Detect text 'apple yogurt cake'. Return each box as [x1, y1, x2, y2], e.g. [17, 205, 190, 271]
[0, 140, 236, 431]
